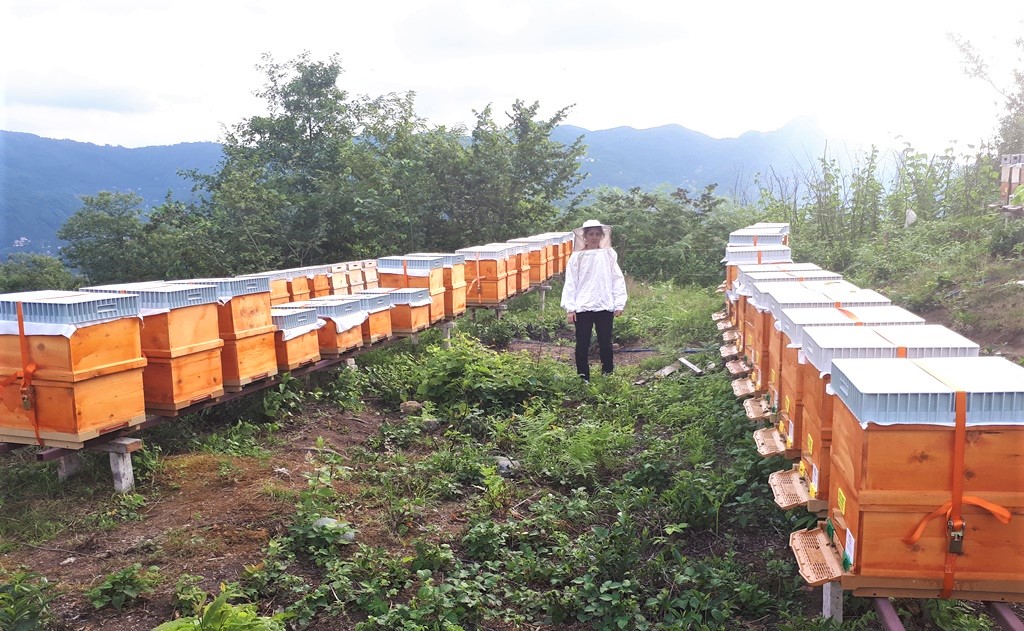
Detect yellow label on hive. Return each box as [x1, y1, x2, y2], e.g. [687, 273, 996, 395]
[770, 368, 777, 384]
[784, 396, 791, 414]
[806, 434, 813, 455]
[837, 487, 847, 515]
[809, 464, 819, 498]
[798, 460, 807, 478]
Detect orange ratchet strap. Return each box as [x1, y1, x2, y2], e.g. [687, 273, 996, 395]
[901, 390, 1011, 598]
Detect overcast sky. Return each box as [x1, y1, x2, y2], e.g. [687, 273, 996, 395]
[2, 0, 1022, 154]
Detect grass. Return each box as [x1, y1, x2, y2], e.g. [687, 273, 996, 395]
[0, 280, 1008, 630]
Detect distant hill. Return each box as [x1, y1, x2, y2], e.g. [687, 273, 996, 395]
[0, 131, 222, 255]
[551, 116, 827, 197]
[0, 120, 828, 255]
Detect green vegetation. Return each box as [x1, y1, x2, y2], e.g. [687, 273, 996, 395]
[0, 569, 56, 631]
[86, 563, 162, 611]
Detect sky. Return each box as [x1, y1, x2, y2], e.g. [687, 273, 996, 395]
[2, 0, 1022, 154]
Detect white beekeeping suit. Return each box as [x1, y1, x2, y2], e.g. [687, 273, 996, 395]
[561, 220, 628, 314]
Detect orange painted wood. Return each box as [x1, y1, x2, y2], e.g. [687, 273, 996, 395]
[361, 309, 393, 344]
[828, 455, 1024, 587]
[505, 272, 517, 298]
[330, 272, 350, 294]
[271, 295, 291, 306]
[446, 284, 467, 318]
[766, 320, 784, 401]
[527, 251, 547, 284]
[726, 265, 739, 289]
[310, 274, 332, 297]
[427, 288, 446, 324]
[406, 269, 445, 293]
[800, 370, 834, 502]
[517, 270, 531, 293]
[221, 330, 278, 388]
[143, 347, 225, 412]
[0, 317, 145, 382]
[268, 279, 290, 304]
[0, 368, 146, 443]
[464, 259, 506, 280]
[274, 329, 321, 371]
[778, 336, 802, 408]
[444, 264, 466, 288]
[777, 369, 804, 451]
[831, 399, 1024, 495]
[140, 304, 222, 359]
[318, 320, 364, 356]
[218, 292, 273, 339]
[465, 277, 508, 305]
[379, 272, 407, 289]
[391, 303, 431, 335]
[287, 277, 311, 302]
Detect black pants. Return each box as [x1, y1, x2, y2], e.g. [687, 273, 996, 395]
[574, 310, 614, 380]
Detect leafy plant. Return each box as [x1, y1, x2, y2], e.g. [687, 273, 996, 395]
[86, 563, 161, 610]
[0, 570, 56, 631]
[154, 589, 290, 630]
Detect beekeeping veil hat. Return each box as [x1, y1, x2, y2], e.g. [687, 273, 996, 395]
[574, 219, 612, 250]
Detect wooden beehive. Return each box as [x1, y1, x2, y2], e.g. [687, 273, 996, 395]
[408, 253, 469, 319]
[271, 307, 321, 371]
[0, 290, 148, 447]
[330, 264, 350, 295]
[0, 315, 145, 382]
[144, 347, 224, 412]
[0, 369, 146, 448]
[361, 260, 380, 290]
[282, 299, 366, 356]
[507, 239, 546, 285]
[795, 325, 980, 506]
[816, 357, 1024, 600]
[83, 282, 226, 413]
[221, 331, 278, 391]
[168, 277, 277, 392]
[349, 292, 393, 344]
[381, 288, 432, 334]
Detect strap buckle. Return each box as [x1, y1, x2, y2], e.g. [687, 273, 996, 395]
[947, 518, 965, 555]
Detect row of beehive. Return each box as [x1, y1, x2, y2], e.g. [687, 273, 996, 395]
[715, 223, 1024, 602]
[0, 232, 575, 450]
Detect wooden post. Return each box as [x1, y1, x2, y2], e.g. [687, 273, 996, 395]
[109, 452, 135, 493]
[56, 452, 83, 481]
[441, 322, 454, 349]
[539, 284, 551, 311]
[822, 581, 843, 622]
[88, 438, 144, 494]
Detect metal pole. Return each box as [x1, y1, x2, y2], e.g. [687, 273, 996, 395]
[872, 598, 906, 631]
[987, 602, 1024, 631]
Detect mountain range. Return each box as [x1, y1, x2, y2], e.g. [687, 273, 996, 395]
[0, 119, 827, 256]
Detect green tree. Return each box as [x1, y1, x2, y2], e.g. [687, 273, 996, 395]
[57, 192, 161, 284]
[0, 253, 80, 292]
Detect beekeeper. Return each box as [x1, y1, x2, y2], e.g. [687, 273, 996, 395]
[561, 219, 627, 380]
